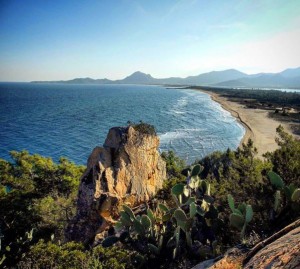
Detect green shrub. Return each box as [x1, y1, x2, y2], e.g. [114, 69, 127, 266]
[18, 240, 136, 269]
[227, 194, 253, 240]
[267, 171, 300, 223]
[161, 150, 186, 179]
[0, 151, 85, 267]
[102, 164, 221, 268]
[264, 125, 300, 186]
[127, 121, 156, 136]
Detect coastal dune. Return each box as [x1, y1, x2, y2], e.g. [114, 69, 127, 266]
[201, 90, 298, 158]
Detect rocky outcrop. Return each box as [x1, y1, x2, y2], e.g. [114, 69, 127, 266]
[244, 221, 300, 269]
[66, 126, 166, 244]
[193, 219, 300, 269]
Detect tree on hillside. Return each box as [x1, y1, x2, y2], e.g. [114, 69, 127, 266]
[264, 125, 300, 186]
[0, 151, 85, 267]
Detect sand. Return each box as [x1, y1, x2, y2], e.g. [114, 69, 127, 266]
[199, 90, 298, 158]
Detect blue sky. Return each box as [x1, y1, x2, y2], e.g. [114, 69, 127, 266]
[0, 0, 300, 81]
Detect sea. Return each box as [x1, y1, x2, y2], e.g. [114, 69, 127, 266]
[0, 83, 245, 165]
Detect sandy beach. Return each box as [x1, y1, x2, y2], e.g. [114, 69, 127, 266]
[199, 90, 299, 158]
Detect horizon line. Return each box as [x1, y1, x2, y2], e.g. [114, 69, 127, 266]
[1, 66, 300, 83]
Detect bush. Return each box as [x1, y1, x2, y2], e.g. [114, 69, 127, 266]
[2, 126, 300, 268]
[102, 165, 222, 268]
[18, 240, 136, 269]
[0, 151, 85, 267]
[127, 121, 156, 136]
[161, 150, 186, 179]
[264, 125, 300, 186]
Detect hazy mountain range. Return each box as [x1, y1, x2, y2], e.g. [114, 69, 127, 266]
[31, 67, 300, 88]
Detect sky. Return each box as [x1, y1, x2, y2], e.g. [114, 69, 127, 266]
[0, 0, 300, 81]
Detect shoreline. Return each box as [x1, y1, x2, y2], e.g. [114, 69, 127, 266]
[194, 89, 298, 158]
[200, 90, 254, 146]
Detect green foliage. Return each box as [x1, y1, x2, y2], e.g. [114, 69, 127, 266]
[194, 128, 300, 245]
[158, 151, 186, 201]
[161, 150, 186, 179]
[171, 183, 185, 196]
[0, 150, 84, 196]
[227, 194, 235, 212]
[197, 142, 272, 242]
[265, 125, 300, 186]
[268, 171, 284, 189]
[191, 86, 300, 107]
[102, 169, 221, 267]
[0, 151, 85, 267]
[267, 171, 300, 219]
[127, 120, 156, 136]
[274, 190, 281, 212]
[102, 236, 120, 247]
[197, 129, 299, 240]
[1, 124, 300, 268]
[291, 189, 300, 202]
[33, 193, 77, 233]
[227, 195, 253, 239]
[18, 240, 136, 269]
[191, 164, 202, 177]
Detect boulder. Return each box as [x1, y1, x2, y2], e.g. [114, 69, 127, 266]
[66, 126, 166, 244]
[192, 219, 300, 269]
[244, 221, 300, 269]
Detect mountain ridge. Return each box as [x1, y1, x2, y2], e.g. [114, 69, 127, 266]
[31, 67, 300, 88]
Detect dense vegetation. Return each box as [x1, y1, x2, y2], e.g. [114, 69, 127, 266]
[191, 86, 300, 108]
[127, 121, 157, 136]
[0, 126, 299, 268]
[0, 152, 135, 268]
[196, 128, 300, 242]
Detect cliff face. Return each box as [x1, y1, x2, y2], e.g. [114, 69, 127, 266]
[66, 126, 166, 243]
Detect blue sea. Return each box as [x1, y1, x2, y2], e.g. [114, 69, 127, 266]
[0, 83, 244, 164]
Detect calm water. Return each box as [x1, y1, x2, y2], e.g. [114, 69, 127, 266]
[0, 83, 244, 164]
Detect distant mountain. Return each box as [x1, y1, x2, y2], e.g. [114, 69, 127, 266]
[156, 77, 184, 84]
[115, 71, 156, 84]
[279, 67, 300, 78]
[214, 79, 249, 88]
[66, 78, 113, 84]
[215, 70, 300, 88]
[182, 69, 247, 85]
[32, 77, 113, 84]
[31, 67, 300, 88]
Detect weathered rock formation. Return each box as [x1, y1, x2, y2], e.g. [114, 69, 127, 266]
[193, 219, 300, 269]
[66, 126, 166, 244]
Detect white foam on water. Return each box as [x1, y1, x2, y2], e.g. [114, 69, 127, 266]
[177, 96, 188, 107]
[159, 130, 190, 142]
[169, 109, 186, 115]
